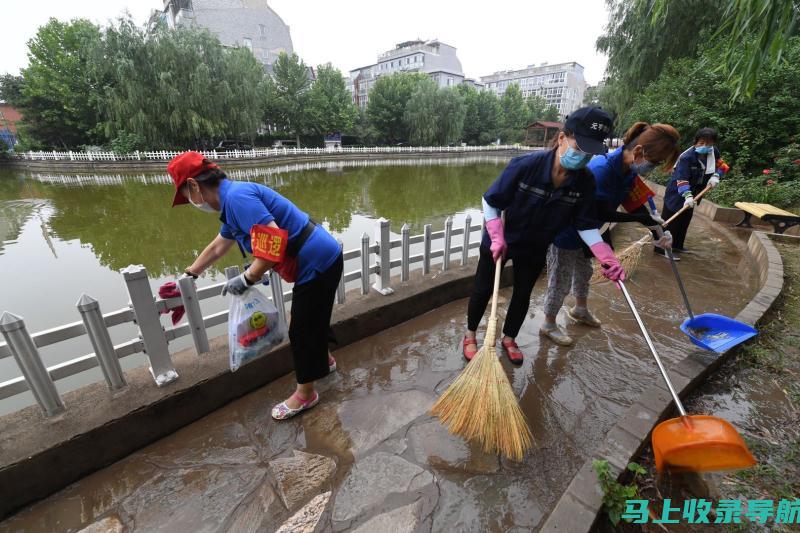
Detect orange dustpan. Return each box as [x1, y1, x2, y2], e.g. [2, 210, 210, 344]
[618, 281, 756, 473]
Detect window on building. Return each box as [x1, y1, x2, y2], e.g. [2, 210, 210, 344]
[259, 24, 266, 37]
[243, 37, 252, 50]
[448, 76, 453, 86]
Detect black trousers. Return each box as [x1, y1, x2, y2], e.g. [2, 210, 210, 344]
[467, 246, 547, 338]
[289, 253, 343, 384]
[661, 202, 697, 250]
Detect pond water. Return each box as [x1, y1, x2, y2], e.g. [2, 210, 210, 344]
[0, 156, 508, 414]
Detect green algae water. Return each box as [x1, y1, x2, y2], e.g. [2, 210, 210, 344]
[0, 156, 508, 413]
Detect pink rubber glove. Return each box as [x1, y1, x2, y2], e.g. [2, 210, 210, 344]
[590, 242, 626, 284]
[485, 218, 506, 261]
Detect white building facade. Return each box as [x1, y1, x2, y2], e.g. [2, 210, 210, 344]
[347, 40, 465, 110]
[153, 0, 294, 68]
[480, 62, 587, 118]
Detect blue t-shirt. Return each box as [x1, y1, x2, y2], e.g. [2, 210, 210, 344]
[217, 180, 340, 285]
[554, 146, 635, 249]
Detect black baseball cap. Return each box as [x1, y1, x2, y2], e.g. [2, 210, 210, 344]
[564, 106, 613, 155]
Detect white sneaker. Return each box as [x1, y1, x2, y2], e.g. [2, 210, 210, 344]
[539, 324, 575, 346]
[568, 306, 602, 327]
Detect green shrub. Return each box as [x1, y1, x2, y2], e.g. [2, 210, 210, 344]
[709, 175, 800, 209]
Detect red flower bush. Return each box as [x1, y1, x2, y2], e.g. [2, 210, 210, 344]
[766, 179, 776, 186]
[763, 169, 772, 175]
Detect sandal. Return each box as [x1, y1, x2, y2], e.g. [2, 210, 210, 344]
[328, 355, 337, 373]
[271, 391, 320, 420]
[462, 336, 478, 361]
[501, 338, 524, 365]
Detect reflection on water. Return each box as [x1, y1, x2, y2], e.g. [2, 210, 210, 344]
[0, 156, 507, 412]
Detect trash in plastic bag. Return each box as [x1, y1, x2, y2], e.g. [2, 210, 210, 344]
[228, 286, 286, 371]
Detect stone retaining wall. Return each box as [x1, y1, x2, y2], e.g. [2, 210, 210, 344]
[540, 229, 785, 532]
[0, 149, 524, 173]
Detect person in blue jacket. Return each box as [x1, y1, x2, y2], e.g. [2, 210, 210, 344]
[660, 127, 728, 253]
[166, 151, 342, 421]
[462, 107, 626, 364]
[540, 122, 681, 345]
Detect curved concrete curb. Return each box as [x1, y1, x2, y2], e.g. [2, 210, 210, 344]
[540, 230, 785, 532]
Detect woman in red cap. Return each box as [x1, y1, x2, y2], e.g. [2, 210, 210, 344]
[167, 151, 343, 420]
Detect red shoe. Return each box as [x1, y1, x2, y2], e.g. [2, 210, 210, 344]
[462, 336, 478, 361]
[501, 338, 524, 365]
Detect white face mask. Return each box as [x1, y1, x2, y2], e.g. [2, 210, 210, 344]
[189, 186, 217, 213]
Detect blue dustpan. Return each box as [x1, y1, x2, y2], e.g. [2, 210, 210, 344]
[665, 248, 758, 353]
[680, 314, 757, 353]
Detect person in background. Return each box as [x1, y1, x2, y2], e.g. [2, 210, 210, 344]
[541, 122, 681, 345]
[165, 151, 342, 421]
[659, 127, 729, 253]
[462, 107, 626, 364]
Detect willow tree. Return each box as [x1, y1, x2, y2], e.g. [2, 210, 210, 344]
[306, 63, 358, 135]
[405, 79, 466, 146]
[651, 0, 799, 99]
[459, 84, 502, 145]
[100, 19, 264, 149]
[367, 72, 429, 144]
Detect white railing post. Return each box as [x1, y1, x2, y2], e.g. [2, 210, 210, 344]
[76, 294, 127, 391]
[225, 265, 240, 280]
[423, 224, 432, 275]
[68, 150, 74, 161]
[462, 215, 472, 266]
[336, 240, 346, 304]
[269, 270, 287, 327]
[443, 216, 453, 271]
[0, 312, 65, 416]
[373, 218, 394, 295]
[401, 223, 410, 282]
[122, 265, 178, 386]
[360, 232, 370, 295]
[177, 276, 210, 355]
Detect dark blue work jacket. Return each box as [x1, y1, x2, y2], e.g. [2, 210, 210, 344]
[664, 146, 722, 212]
[481, 149, 599, 258]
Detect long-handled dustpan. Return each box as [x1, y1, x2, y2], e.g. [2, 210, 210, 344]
[618, 280, 756, 472]
[664, 247, 757, 353]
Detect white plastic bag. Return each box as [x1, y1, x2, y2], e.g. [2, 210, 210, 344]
[228, 286, 287, 372]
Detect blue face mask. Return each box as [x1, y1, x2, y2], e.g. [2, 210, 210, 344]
[560, 145, 592, 170]
[695, 145, 712, 154]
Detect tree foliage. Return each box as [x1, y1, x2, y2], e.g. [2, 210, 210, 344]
[307, 63, 358, 135]
[652, 0, 799, 99]
[459, 84, 501, 145]
[597, 0, 724, 122]
[404, 79, 466, 145]
[499, 84, 527, 143]
[366, 72, 429, 144]
[271, 52, 312, 145]
[629, 37, 800, 172]
[15, 18, 105, 149]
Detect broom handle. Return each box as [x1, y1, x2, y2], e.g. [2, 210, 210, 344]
[618, 281, 687, 416]
[489, 257, 503, 321]
[662, 185, 712, 228]
[665, 247, 695, 320]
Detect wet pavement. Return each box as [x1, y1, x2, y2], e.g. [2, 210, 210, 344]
[0, 217, 758, 533]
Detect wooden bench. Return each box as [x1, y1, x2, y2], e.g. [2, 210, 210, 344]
[734, 202, 800, 234]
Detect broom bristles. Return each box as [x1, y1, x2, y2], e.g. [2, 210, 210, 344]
[590, 233, 652, 284]
[431, 319, 533, 461]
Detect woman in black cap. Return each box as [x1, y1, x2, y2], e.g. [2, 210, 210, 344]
[462, 107, 626, 364]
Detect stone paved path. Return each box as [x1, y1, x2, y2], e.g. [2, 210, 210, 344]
[1, 219, 757, 532]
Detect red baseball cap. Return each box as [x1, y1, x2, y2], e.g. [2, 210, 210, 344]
[167, 151, 219, 207]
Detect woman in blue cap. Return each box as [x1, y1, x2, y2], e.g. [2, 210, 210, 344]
[541, 121, 681, 346]
[659, 127, 728, 253]
[462, 107, 626, 364]
[167, 151, 342, 421]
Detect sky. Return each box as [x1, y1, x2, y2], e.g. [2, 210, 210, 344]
[1, 0, 610, 84]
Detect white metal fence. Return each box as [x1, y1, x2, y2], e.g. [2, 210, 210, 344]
[15, 145, 529, 162]
[0, 216, 483, 417]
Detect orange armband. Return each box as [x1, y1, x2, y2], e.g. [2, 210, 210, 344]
[250, 224, 289, 263]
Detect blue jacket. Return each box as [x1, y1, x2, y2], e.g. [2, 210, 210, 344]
[664, 146, 723, 212]
[554, 147, 635, 249]
[481, 149, 599, 257]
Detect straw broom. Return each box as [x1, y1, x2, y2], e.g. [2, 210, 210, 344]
[430, 258, 533, 461]
[590, 185, 715, 283]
